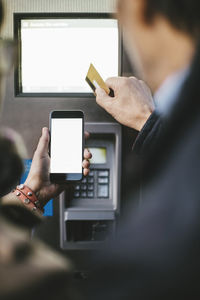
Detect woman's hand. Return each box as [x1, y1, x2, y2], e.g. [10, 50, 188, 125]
[24, 127, 92, 208]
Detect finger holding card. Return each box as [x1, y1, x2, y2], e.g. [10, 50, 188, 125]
[85, 63, 114, 97]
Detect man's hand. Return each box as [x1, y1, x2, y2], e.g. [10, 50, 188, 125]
[24, 128, 92, 208]
[96, 77, 155, 131]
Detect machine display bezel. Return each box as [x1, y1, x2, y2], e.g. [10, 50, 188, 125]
[14, 13, 122, 98]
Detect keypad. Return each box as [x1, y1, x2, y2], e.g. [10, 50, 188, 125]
[81, 184, 87, 191]
[88, 191, 94, 198]
[74, 191, 80, 198]
[88, 184, 94, 191]
[81, 191, 87, 198]
[73, 169, 109, 199]
[98, 170, 109, 177]
[98, 184, 109, 198]
[88, 177, 94, 184]
[98, 177, 109, 184]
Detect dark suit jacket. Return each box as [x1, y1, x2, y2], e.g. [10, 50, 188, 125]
[84, 46, 200, 299]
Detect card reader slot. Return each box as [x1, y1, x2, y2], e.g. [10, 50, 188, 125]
[66, 220, 114, 242]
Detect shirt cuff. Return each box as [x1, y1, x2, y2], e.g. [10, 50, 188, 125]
[133, 111, 161, 155]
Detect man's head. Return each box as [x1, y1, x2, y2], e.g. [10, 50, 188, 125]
[118, 0, 199, 91]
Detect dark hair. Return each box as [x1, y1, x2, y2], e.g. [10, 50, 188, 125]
[0, 137, 23, 197]
[0, 0, 3, 27]
[144, 0, 200, 39]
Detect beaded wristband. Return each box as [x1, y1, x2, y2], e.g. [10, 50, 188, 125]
[13, 184, 44, 214]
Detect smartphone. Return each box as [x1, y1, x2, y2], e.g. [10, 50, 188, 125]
[50, 110, 84, 183]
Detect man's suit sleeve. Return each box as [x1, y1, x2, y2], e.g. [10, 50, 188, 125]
[133, 111, 164, 156]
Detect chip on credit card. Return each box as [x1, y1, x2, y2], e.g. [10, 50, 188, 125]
[85, 63, 114, 97]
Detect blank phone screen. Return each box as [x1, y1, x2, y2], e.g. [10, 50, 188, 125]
[50, 118, 83, 174]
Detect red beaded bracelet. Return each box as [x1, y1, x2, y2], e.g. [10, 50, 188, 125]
[13, 184, 44, 214]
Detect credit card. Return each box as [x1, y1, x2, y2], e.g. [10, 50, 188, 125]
[85, 63, 114, 97]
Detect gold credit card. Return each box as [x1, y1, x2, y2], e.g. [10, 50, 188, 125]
[85, 63, 111, 96]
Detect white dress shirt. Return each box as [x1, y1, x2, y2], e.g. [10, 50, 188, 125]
[154, 66, 190, 115]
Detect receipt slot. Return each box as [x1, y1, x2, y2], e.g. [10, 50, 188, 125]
[60, 122, 121, 249]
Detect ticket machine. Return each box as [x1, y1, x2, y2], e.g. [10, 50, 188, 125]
[60, 122, 121, 249]
[1, 3, 134, 254]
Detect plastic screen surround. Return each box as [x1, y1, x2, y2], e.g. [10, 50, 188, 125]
[19, 17, 119, 95]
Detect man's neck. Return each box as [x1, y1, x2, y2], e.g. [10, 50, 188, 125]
[145, 31, 196, 93]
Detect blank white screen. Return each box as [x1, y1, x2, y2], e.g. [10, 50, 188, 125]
[50, 118, 82, 174]
[21, 18, 119, 93]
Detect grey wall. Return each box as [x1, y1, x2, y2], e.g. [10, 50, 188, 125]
[1, 0, 117, 158]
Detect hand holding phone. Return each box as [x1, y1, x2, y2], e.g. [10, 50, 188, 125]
[50, 111, 84, 183]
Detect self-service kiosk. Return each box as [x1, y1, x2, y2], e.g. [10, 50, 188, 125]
[1, 4, 134, 255]
[60, 122, 121, 249]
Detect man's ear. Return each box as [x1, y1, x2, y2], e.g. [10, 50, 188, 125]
[117, 0, 144, 23]
[129, 0, 147, 22]
[127, 0, 159, 27]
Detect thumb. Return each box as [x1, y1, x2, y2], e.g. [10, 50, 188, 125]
[35, 127, 50, 157]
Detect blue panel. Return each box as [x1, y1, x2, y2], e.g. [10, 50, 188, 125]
[43, 199, 53, 216]
[20, 159, 32, 184]
[20, 159, 53, 217]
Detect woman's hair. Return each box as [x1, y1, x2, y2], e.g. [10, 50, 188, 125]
[0, 137, 23, 197]
[0, 1, 23, 197]
[0, 0, 3, 27]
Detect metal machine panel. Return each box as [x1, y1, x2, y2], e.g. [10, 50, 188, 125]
[60, 122, 121, 249]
